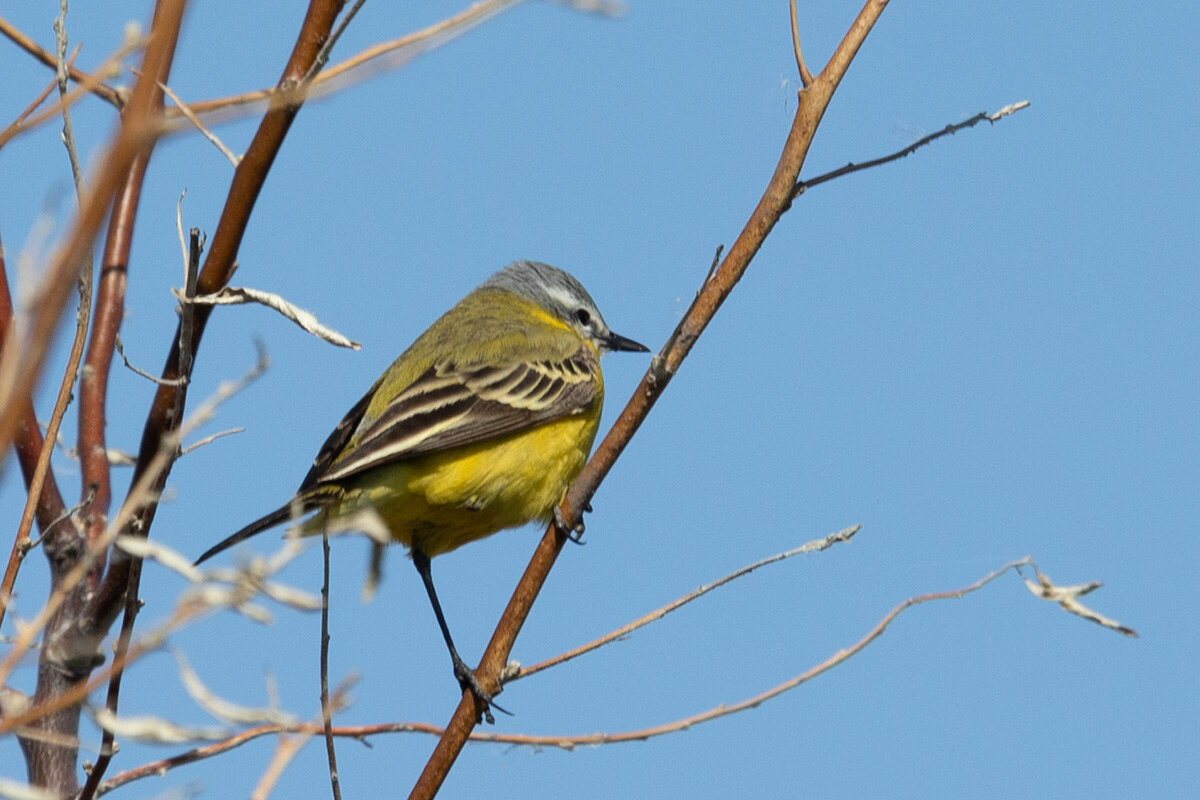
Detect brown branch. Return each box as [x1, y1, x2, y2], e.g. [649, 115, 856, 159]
[8, 2, 189, 794]
[77, 2, 348, 794]
[0, 236, 70, 620]
[82, 0, 347, 636]
[1, 351, 278, 748]
[0, 12, 125, 107]
[2, 0, 99, 629]
[77, 154, 147, 553]
[71, 152, 160, 800]
[0, 9, 169, 501]
[0, 50, 91, 624]
[408, 2, 893, 797]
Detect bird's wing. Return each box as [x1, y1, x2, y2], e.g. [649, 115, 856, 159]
[300, 346, 600, 489]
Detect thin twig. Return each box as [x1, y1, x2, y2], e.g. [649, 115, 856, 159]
[1, 0, 95, 643]
[0, 242, 69, 633]
[178, 427, 245, 456]
[0, 28, 140, 151]
[791, 101, 1031, 200]
[114, 334, 186, 385]
[0, 12, 125, 107]
[250, 681, 353, 800]
[302, 0, 369, 85]
[176, 0, 532, 120]
[320, 533, 342, 800]
[513, 525, 860, 681]
[789, 0, 814, 86]
[99, 554, 1131, 792]
[157, 79, 239, 166]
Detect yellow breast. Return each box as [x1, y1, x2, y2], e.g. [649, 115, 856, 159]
[311, 409, 601, 557]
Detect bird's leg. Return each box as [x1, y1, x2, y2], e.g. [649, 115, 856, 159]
[411, 548, 508, 724]
[553, 505, 588, 544]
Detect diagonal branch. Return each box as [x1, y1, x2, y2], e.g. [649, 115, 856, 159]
[408, 2, 894, 796]
[0, 237, 70, 621]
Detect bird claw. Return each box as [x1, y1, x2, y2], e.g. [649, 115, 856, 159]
[553, 506, 586, 544]
[453, 657, 509, 724]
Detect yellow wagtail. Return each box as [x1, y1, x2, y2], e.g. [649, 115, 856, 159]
[196, 260, 648, 717]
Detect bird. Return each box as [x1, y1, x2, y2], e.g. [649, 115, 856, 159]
[195, 260, 648, 720]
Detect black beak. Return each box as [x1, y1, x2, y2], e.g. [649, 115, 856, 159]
[604, 330, 650, 353]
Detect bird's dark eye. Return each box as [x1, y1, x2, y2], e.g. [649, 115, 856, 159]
[574, 308, 592, 326]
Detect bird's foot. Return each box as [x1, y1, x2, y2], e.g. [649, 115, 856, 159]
[452, 656, 509, 724]
[553, 505, 588, 545]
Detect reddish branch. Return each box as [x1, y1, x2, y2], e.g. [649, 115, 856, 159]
[408, 1, 892, 796]
[81, 0, 348, 638]
[0, 238, 70, 600]
[76, 160, 146, 555]
[5, 1, 189, 794]
[76, 1, 349, 796]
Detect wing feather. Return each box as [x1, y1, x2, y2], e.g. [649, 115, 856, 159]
[304, 347, 600, 488]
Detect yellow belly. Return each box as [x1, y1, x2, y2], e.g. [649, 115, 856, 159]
[305, 412, 598, 557]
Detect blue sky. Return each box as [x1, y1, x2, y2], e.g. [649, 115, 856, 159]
[1, 1, 1196, 797]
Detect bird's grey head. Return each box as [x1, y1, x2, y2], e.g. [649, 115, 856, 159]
[481, 261, 649, 354]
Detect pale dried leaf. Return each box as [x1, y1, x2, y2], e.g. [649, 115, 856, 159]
[0, 777, 61, 800]
[1023, 568, 1138, 637]
[173, 649, 297, 725]
[116, 535, 203, 582]
[93, 708, 230, 744]
[257, 580, 323, 611]
[179, 285, 360, 349]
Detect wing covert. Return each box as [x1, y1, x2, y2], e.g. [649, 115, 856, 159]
[309, 347, 600, 487]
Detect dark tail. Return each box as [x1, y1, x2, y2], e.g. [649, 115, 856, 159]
[194, 502, 307, 565]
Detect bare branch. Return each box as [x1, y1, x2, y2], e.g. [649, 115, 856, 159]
[320, 532, 343, 800]
[0, 12, 125, 107]
[113, 334, 186, 385]
[250, 680, 354, 800]
[0, 28, 140, 151]
[179, 427, 245, 456]
[792, 101, 1032, 199]
[97, 554, 1130, 792]
[514, 525, 861, 681]
[158, 79, 240, 166]
[789, 0, 814, 86]
[0, 241, 70, 630]
[177, 0, 623, 123]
